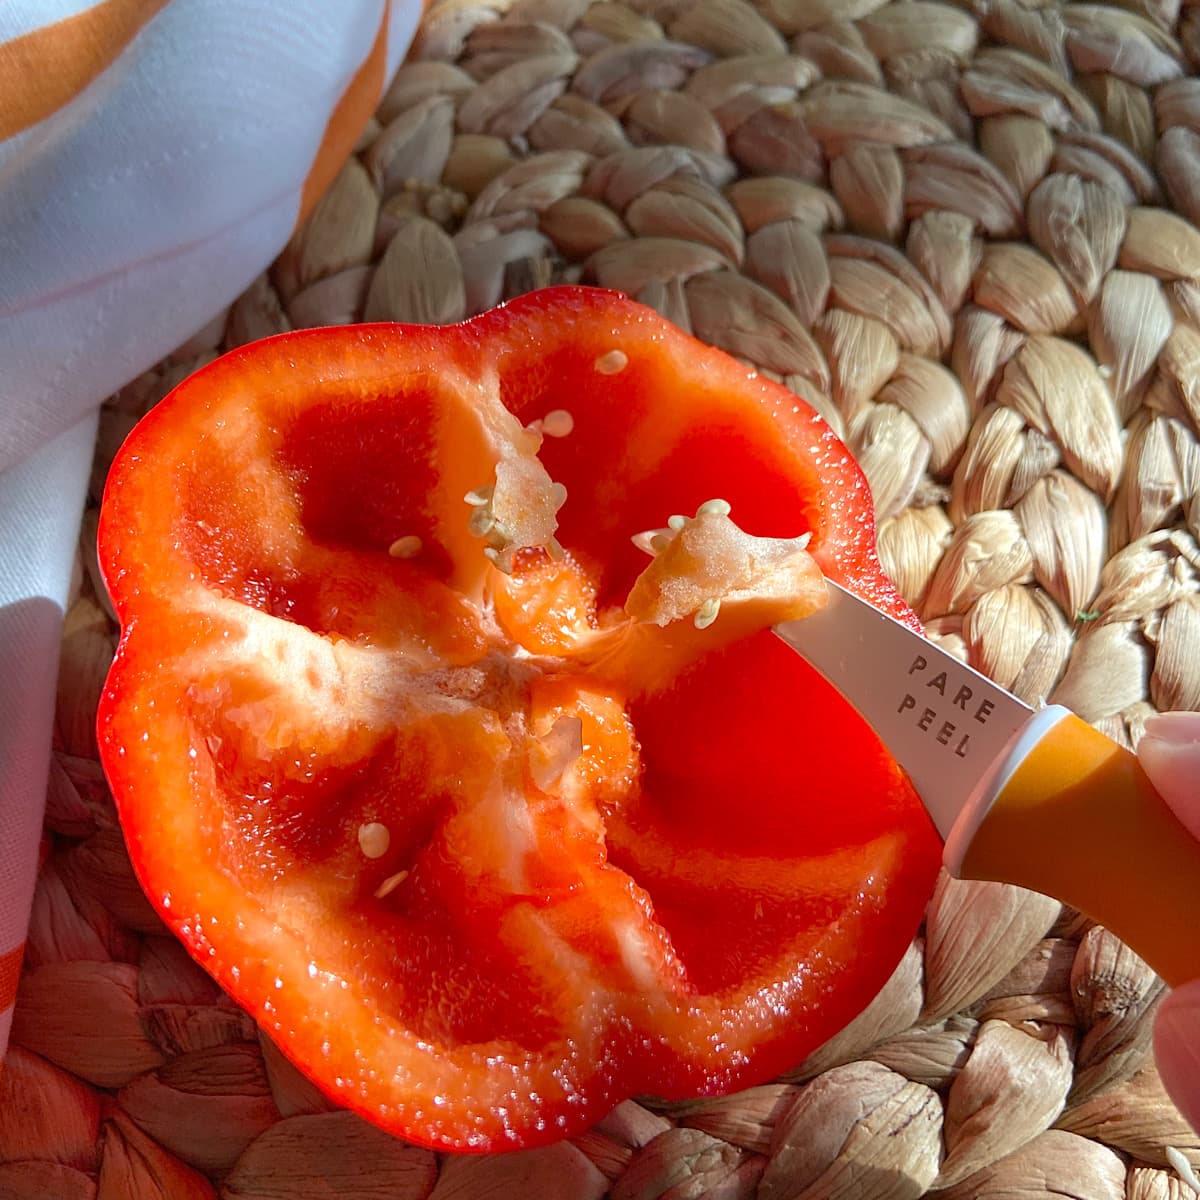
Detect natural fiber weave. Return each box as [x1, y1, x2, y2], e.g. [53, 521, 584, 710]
[10, 0, 1200, 1196]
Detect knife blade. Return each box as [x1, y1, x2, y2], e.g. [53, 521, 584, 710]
[775, 580, 1200, 987]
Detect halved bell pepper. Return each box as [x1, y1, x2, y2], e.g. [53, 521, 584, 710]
[97, 286, 940, 1152]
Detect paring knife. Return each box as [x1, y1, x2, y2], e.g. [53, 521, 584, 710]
[775, 580, 1200, 987]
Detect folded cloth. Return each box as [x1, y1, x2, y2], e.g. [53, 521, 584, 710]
[0, 413, 97, 1054]
[0, 0, 423, 1054]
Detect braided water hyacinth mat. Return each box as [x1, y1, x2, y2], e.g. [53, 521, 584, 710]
[9, 0, 1200, 1196]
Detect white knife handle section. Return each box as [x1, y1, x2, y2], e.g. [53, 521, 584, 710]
[945, 706, 1200, 988]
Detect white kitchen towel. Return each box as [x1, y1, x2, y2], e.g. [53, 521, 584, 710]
[0, 0, 423, 1052]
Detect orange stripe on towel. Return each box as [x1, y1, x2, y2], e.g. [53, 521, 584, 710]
[296, 2, 391, 227]
[0, 0, 170, 141]
[0, 943, 25, 1013]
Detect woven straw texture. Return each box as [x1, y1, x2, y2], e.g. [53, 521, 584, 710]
[10, 0, 1200, 1196]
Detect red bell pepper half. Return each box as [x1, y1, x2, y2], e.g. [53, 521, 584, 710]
[97, 286, 940, 1152]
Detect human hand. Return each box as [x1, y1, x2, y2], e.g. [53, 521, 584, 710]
[1142, 711, 1200, 1132]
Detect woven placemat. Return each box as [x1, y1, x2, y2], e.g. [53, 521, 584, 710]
[8, 0, 1200, 1196]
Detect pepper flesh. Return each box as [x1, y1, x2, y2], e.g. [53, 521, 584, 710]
[97, 286, 940, 1152]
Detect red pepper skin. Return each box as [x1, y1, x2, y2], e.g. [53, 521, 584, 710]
[97, 287, 940, 1152]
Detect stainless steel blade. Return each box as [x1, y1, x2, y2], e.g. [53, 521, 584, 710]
[774, 580, 1033, 839]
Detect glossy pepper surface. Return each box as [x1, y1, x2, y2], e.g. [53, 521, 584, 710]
[97, 287, 941, 1152]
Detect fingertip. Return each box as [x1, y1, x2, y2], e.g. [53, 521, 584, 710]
[1139, 713, 1200, 839]
[1143, 711, 1200, 746]
[1155, 980, 1200, 1135]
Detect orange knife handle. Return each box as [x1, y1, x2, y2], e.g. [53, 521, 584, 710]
[951, 710, 1200, 987]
